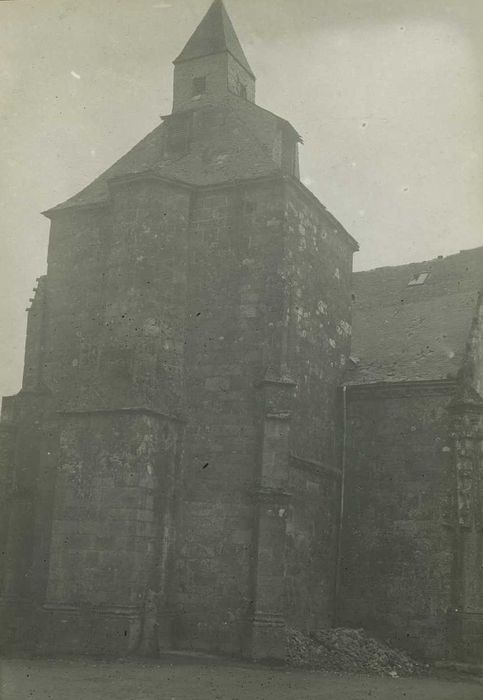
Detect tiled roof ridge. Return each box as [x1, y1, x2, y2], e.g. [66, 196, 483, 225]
[354, 245, 483, 277]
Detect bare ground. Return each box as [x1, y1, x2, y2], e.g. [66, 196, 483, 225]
[1, 655, 482, 700]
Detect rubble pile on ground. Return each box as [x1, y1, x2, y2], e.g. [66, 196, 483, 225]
[286, 627, 424, 676]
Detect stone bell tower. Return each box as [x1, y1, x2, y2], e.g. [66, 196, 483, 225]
[172, 0, 256, 111]
[0, 0, 357, 659]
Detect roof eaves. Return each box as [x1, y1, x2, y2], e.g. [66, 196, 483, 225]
[43, 171, 195, 217]
[42, 198, 108, 219]
[43, 171, 292, 218]
[173, 49, 256, 80]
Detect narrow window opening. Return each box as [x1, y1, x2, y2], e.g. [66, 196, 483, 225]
[192, 76, 206, 96]
[234, 77, 248, 99]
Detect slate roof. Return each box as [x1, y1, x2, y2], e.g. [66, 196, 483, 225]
[45, 95, 297, 214]
[348, 247, 483, 384]
[174, 0, 255, 78]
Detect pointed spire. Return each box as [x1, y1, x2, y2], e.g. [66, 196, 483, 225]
[174, 0, 254, 78]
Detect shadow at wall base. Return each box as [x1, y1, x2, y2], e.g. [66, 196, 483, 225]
[248, 613, 287, 663]
[0, 600, 288, 662]
[448, 610, 483, 662]
[337, 608, 450, 662]
[157, 612, 287, 662]
[0, 599, 143, 657]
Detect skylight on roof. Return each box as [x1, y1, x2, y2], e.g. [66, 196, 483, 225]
[408, 272, 429, 286]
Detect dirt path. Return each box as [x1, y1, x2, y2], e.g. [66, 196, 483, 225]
[1, 656, 482, 700]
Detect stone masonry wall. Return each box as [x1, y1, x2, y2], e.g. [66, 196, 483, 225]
[281, 181, 355, 632]
[0, 268, 53, 650]
[173, 53, 255, 113]
[0, 389, 54, 651]
[285, 457, 341, 632]
[15, 177, 191, 654]
[42, 206, 111, 402]
[172, 180, 287, 654]
[339, 386, 455, 659]
[44, 179, 190, 414]
[2, 173, 356, 658]
[283, 182, 354, 464]
[42, 411, 180, 655]
[100, 179, 190, 414]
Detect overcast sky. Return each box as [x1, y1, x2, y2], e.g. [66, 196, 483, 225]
[1, 0, 483, 396]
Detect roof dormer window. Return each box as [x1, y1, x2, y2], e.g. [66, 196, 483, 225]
[408, 272, 429, 286]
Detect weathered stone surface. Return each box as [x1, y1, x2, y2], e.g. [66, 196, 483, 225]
[2, 0, 482, 665]
[339, 388, 455, 659]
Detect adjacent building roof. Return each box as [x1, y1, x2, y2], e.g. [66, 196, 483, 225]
[348, 247, 483, 384]
[174, 0, 255, 78]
